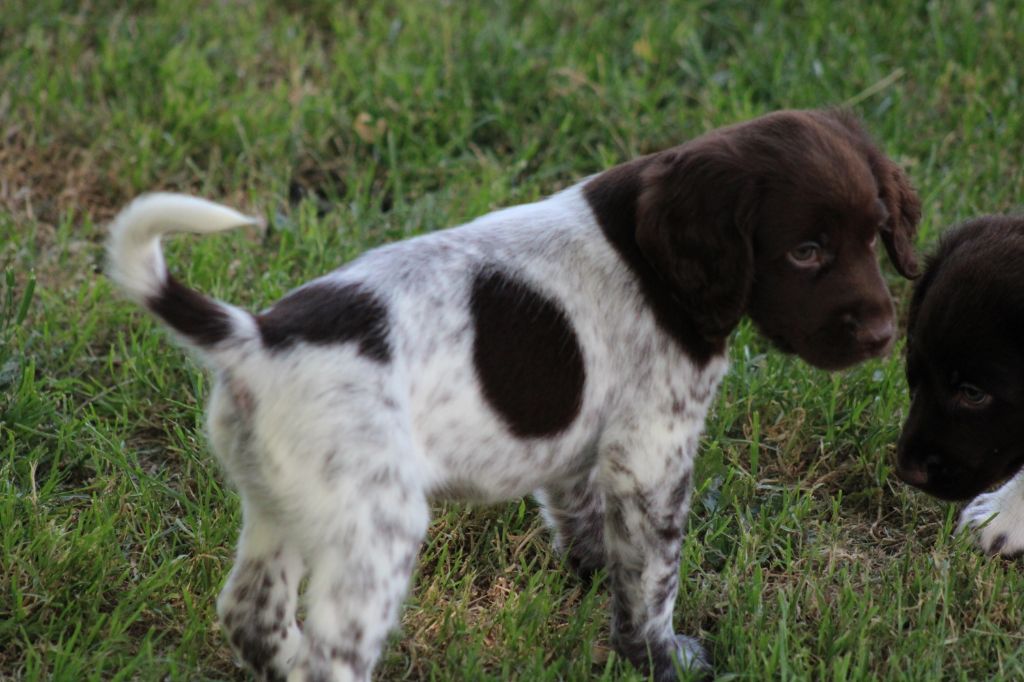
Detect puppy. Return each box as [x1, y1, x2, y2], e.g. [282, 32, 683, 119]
[107, 109, 919, 681]
[896, 215, 1024, 556]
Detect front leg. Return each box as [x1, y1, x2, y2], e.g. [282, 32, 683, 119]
[599, 428, 709, 680]
[959, 469, 1024, 556]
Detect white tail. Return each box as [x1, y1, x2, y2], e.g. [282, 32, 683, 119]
[107, 193, 259, 303]
[107, 193, 261, 351]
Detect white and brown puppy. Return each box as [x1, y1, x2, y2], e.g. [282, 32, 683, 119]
[107, 109, 919, 681]
[896, 216, 1024, 556]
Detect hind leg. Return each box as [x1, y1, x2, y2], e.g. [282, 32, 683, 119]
[207, 378, 305, 680]
[287, 452, 430, 681]
[536, 468, 606, 580]
[218, 503, 305, 682]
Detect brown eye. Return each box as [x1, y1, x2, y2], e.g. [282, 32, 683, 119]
[957, 383, 992, 409]
[788, 242, 822, 267]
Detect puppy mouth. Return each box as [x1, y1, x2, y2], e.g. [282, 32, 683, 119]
[896, 467, 980, 501]
[798, 342, 884, 371]
[859, 334, 894, 359]
[989, 454, 1024, 491]
[895, 452, 1024, 502]
[1000, 453, 1024, 478]
[759, 325, 891, 371]
[769, 334, 795, 354]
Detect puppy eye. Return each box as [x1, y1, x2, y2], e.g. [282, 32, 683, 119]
[787, 242, 822, 267]
[956, 383, 992, 409]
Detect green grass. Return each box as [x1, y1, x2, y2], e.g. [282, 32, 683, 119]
[2, 0, 1023, 679]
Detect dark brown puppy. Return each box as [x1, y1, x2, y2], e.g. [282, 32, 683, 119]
[589, 108, 921, 372]
[896, 216, 1024, 554]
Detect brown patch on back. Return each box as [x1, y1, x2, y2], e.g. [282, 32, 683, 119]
[470, 269, 585, 438]
[257, 282, 391, 362]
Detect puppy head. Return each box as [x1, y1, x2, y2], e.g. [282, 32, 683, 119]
[895, 216, 1024, 500]
[635, 108, 920, 370]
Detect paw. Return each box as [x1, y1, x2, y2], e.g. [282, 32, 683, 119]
[669, 634, 712, 679]
[222, 611, 302, 682]
[958, 490, 1024, 557]
[615, 633, 712, 682]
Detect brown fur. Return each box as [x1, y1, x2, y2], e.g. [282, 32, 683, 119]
[469, 268, 586, 437]
[897, 215, 1024, 500]
[585, 108, 921, 370]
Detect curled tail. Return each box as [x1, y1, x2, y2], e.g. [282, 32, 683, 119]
[107, 193, 261, 356]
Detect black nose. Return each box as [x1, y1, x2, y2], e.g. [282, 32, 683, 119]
[895, 458, 928, 487]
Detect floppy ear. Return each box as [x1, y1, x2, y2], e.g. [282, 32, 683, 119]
[906, 250, 939, 339]
[874, 156, 922, 278]
[634, 142, 757, 340]
[823, 110, 922, 278]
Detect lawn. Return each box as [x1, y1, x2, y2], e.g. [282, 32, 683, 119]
[2, 1, 1023, 680]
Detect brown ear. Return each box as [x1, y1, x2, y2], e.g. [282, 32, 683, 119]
[635, 142, 757, 340]
[875, 156, 922, 278]
[822, 109, 922, 278]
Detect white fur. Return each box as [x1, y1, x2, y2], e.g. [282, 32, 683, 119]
[959, 470, 1024, 556]
[109, 184, 726, 681]
[107, 193, 260, 303]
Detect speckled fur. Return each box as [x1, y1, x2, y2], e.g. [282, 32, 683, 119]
[109, 106, 923, 681]
[108, 185, 725, 680]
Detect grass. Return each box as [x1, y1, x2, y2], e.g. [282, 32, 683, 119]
[1, 0, 1023, 679]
